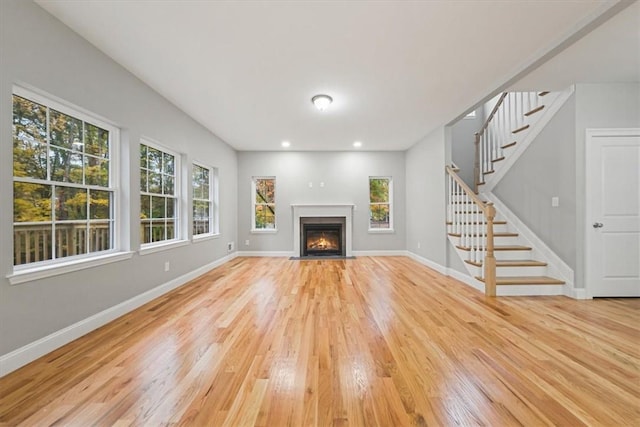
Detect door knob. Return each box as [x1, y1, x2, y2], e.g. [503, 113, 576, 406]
[592, 222, 604, 228]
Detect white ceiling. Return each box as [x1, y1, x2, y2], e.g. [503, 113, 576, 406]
[35, 1, 636, 151]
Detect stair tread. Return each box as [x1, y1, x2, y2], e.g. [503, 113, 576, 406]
[524, 105, 545, 117]
[449, 232, 518, 237]
[446, 220, 507, 225]
[538, 91, 550, 97]
[512, 124, 530, 134]
[456, 245, 531, 252]
[492, 156, 506, 162]
[476, 276, 565, 285]
[502, 141, 517, 149]
[465, 259, 547, 267]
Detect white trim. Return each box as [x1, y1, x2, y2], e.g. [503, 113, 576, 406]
[192, 233, 220, 243]
[367, 229, 395, 234]
[483, 192, 575, 287]
[584, 128, 640, 298]
[352, 250, 406, 257]
[192, 162, 218, 237]
[0, 253, 238, 377]
[483, 85, 575, 192]
[446, 267, 485, 293]
[236, 251, 294, 257]
[250, 228, 278, 234]
[7, 251, 134, 285]
[138, 239, 189, 256]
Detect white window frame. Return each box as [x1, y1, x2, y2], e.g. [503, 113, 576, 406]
[139, 138, 186, 254]
[192, 162, 219, 241]
[8, 85, 132, 285]
[368, 176, 394, 233]
[251, 176, 277, 233]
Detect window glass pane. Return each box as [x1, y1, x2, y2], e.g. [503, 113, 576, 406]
[148, 147, 162, 172]
[84, 123, 109, 158]
[89, 221, 111, 252]
[85, 156, 109, 187]
[255, 204, 275, 229]
[56, 222, 88, 258]
[14, 222, 53, 265]
[152, 221, 165, 242]
[50, 147, 83, 184]
[148, 172, 162, 194]
[13, 182, 52, 222]
[370, 204, 390, 229]
[140, 144, 148, 168]
[90, 190, 110, 219]
[164, 175, 174, 196]
[13, 95, 47, 145]
[141, 219, 151, 244]
[163, 152, 175, 175]
[140, 195, 151, 220]
[50, 109, 83, 151]
[13, 139, 47, 180]
[151, 196, 166, 219]
[255, 178, 275, 204]
[166, 197, 175, 219]
[55, 187, 87, 220]
[166, 219, 175, 240]
[140, 169, 148, 193]
[369, 178, 389, 203]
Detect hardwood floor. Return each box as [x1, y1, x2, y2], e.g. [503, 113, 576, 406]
[1, 256, 639, 426]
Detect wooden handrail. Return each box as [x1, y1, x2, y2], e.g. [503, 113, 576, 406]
[477, 92, 507, 136]
[446, 165, 490, 213]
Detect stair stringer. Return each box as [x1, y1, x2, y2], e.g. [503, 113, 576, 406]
[483, 85, 575, 192]
[482, 192, 584, 299]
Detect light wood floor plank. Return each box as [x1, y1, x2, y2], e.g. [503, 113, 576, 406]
[1, 256, 639, 426]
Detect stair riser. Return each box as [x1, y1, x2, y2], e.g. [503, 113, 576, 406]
[467, 265, 548, 277]
[449, 224, 509, 233]
[453, 235, 520, 246]
[494, 251, 533, 261]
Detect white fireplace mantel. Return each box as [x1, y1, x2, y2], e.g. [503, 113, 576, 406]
[292, 204, 354, 257]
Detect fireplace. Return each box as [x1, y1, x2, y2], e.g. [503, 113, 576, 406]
[300, 216, 346, 257]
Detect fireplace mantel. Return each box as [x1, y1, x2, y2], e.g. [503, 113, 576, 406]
[292, 204, 354, 257]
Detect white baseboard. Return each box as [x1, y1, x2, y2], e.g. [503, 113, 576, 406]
[566, 286, 590, 300]
[236, 251, 294, 257]
[405, 251, 447, 275]
[352, 250, 408, 257]
[0, 253, 237, 378]
[446, 267, 485, 293]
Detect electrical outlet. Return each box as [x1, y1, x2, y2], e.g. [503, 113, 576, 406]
[164, 261, 170, 272]
[227, 241, 234, 252]
[551, 196, 559, 207]
[245, 239, 250, 246]
[417, 242, 421, 249]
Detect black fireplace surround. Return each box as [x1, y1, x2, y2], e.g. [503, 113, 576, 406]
[300, 216, 346, 257]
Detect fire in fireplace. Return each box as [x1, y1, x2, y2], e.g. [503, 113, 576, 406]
[300, 217, 346, 257]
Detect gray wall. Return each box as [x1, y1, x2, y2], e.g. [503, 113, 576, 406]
[405, 127, 447, 265]
[0, 0, 237, 355]
[574, 83, 640, 288]
[451, 109, 484, 187]
[494, 96, 577, 269]
[237, 151, 406, 252]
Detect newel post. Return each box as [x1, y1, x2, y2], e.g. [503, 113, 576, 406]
[474, 132, 480, 194]
[484, 203, 497, 297]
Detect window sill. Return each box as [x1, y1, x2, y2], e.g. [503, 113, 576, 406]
[251, 229, 278, 234]
[139, 239, 190, 256]
[368, 228, 395, 234]
[7, 251, 134, 285]
[193, 233, 221, 243]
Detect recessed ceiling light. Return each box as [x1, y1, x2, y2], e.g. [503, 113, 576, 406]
[353, 141, 362, 148]
[281, 141, 290, 148]
[311, 94, 333, 111]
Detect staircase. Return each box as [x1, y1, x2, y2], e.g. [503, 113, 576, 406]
[446, 88, 574, 296]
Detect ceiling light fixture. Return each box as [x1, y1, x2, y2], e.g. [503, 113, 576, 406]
[281, 141, 290, 148]
[311, 94, 333, 111]
[353, 141, 362, 148]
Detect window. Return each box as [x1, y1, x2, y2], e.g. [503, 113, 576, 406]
[140, 141, 180, 245]
[464, 110, 477, 119]
[12, 89, 116, 267]
[192, 163, 218, 237]
[252, 177, 276, 231]
[369, 177, 393, 230]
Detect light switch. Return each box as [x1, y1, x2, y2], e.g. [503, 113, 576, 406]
[551, 196, 559, 207]
[308, 182, 313, 188]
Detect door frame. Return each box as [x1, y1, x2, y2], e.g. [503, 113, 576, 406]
[585, 128, 640, 298]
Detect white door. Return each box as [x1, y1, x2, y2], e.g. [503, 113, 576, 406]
[586, 129, 640, 297]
